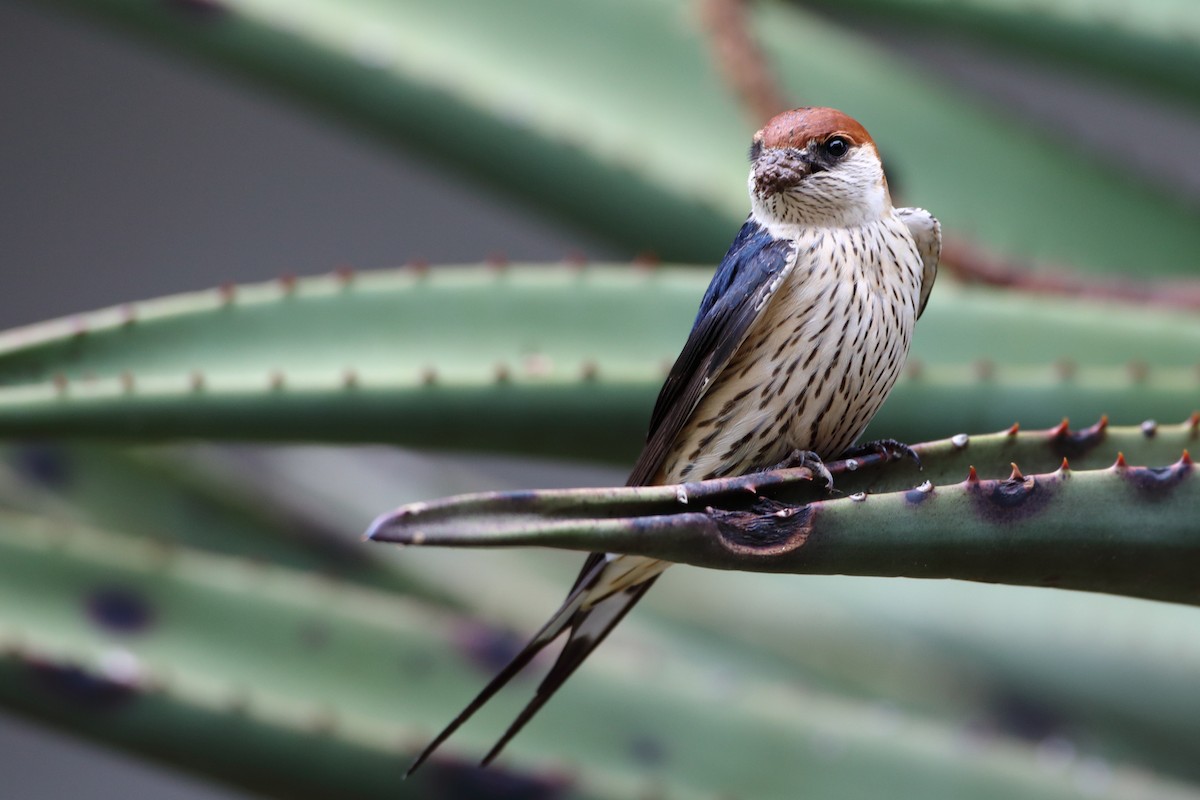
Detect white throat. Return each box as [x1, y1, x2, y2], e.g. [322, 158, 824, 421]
[749, 146, 892, 236]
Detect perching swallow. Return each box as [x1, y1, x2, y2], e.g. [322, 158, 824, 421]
[405, 107, 940, 772]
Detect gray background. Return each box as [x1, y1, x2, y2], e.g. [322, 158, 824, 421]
[2, 1, 1196, 797]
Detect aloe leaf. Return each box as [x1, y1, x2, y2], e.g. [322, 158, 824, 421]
[7, 512, 1186, 799]
[229, 439, 1200, 784]
[46, 0, 1200, 273]
[0, 442, 450, 599]
[0, 267, 1195, 458]
[366, 426, 1199, 606]
[801, 0, 1200, 106]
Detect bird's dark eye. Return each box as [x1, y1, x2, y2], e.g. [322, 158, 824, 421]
[824, 137, 850, 158]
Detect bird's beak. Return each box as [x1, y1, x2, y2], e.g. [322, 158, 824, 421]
[752, 148, 814, 196]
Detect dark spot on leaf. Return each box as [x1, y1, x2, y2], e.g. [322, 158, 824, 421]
[988, 691, 1063, 742]
[454, 622, 525, 675]
[1121, 462, 1193, 500]
[1049, 418, 1107, 459]
[86, 587, 154, 633]
[26, 661, 137, 711]
[710, 498, 814, 557]
[11, 443, 72, 488]
[423, 758, 571, 800]
[504, 491, 540, 508]
[905, 487, 932, 505]
[968, 475, 1053, 522]
[629, 735, 668, 766]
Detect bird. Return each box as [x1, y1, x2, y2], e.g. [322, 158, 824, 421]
[406, 106, 940, 774]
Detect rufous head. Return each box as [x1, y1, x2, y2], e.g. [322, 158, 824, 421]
[748, 107, 891, 228]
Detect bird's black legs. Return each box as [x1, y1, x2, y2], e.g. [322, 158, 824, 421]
[841, 438, 922, 469]
[769, 448, 834, 490]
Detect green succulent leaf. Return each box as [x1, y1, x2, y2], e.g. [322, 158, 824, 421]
[47, 0, 1200, 273]
[799, 0, 1200, 106]
[366, 424, 1200, 606]
[0, 442, 445, 598]
[0, 267, 1195, 460]
[239, 435, 1200, 784]
[7, 511, 1189, 799]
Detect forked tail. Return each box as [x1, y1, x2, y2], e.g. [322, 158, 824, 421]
[406, 558, 661, 775]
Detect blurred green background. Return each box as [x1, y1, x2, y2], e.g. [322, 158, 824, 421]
[1, 1, 1198, 798]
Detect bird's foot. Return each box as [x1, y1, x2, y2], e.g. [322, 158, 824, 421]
[842, 438, 922, 469]
[769, 449, 834, 491]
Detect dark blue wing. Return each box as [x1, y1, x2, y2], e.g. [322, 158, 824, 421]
[625, 217, 795, 487]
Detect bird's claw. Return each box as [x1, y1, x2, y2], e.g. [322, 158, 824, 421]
[770, 448, 834, 491]
[843, 438, 922, 469]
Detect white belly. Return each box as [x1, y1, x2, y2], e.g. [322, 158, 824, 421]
[660, 217, 923, 483]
